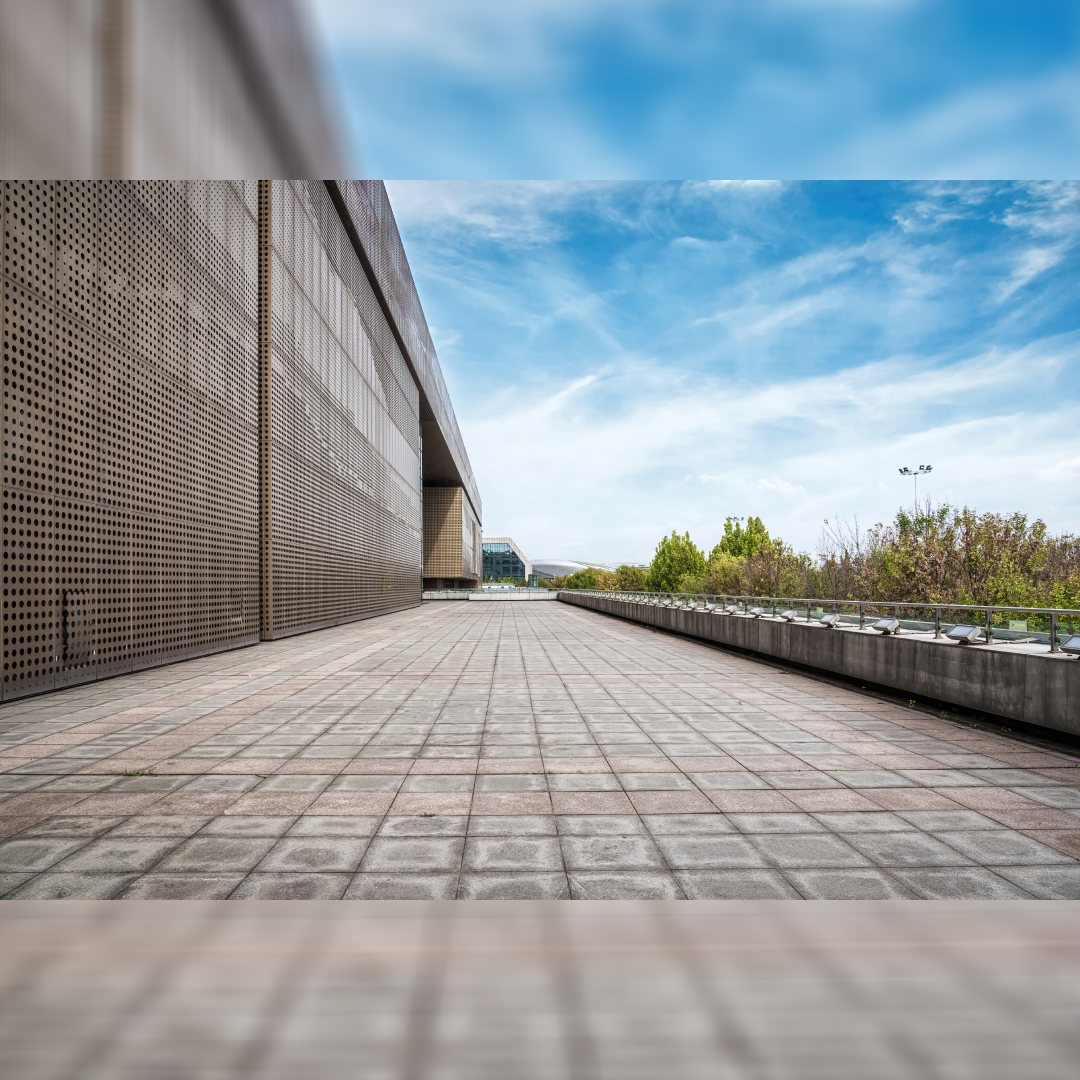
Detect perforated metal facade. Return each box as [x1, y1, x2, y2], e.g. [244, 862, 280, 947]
[268, 181, 422, 636]
[1, 179, 474, 700]
[422, 485, 481, 587]
[2, 180, 261, 700]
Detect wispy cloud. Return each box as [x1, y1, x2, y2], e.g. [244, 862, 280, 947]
[384, 181, 1080, 563]
[307, 0, 1080, 177]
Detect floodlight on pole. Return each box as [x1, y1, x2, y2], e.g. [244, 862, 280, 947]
[898, 465, 933, 505]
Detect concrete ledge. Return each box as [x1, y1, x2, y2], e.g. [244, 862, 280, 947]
[559, 593, 1080, 738]
[423, 591, 558, 601]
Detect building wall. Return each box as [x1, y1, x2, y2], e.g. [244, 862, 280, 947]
[0, 179, 460, 700]
[268, 181, 421, 637]
[422, 485, 481, 587]
[2, 180, 261, 700]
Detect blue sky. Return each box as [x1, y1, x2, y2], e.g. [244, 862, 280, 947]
[303, 4, 1080, 564]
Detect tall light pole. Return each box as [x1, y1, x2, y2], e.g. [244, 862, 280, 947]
[898, 465, 933, 507]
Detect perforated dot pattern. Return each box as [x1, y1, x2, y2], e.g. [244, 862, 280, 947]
[268, 182, 422, 636]
[1, 180, 429, 698]
[2, 180, 260, 699]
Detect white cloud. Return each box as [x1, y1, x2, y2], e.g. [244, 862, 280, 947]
[997, 245, 1068, 302]
[462, 334, 1080, 561]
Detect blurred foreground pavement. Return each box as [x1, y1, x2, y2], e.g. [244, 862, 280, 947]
[1, 899, 1079, 1079]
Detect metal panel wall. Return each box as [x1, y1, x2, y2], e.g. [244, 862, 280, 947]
[423, 487, 463, 580]
[1, 180, 260, 701]
[267, 181, 422, 637]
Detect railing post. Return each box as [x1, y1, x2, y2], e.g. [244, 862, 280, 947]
[934, 607, 941, 639]
[1051, 612, 1060, 653]
[985, 607, 993, 645]
[859, 602, 864, 629]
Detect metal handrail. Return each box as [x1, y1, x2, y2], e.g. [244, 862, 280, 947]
[563, 590, 1080, 653]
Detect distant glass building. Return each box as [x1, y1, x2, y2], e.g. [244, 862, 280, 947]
[483, 538, 532, 583]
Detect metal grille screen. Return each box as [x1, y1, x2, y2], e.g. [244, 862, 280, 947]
[1, 180, 430, 700]
[268, 182, 421, 637]
[422, 486, 467, 580]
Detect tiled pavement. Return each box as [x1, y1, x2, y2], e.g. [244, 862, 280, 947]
[1, 600, 1079, 900]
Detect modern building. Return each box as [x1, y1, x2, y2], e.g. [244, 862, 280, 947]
[483, 538, 532, 583]
[532, 559, 624, 578]
[0, 1, 480, 700]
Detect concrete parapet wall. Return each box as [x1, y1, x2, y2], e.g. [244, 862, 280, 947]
[422, 591, 558, 601]
[559, 593, 1080, 738]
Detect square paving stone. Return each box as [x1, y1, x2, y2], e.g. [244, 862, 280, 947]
[842, 832, 975, 868]
[654, 835, 770, 869]
[0, 776, 50, 793]
[617, 773, 696, 791]
[833, 771, 915, 788]
[749, 833, 872, 869]
[399, 774, 475, 792]
[707, 791, 800, 813]
[784, 869, 917, 899]
[230, 873, 351, 899]
[728, 812, 826, 834]
[863, 789, 964, 811]
[52, 837, 183, 872]
[0, 838, 90, 873]
[641, 814, 736, 835]
[470, 793, 552, 815]
[111, 775, 191, 792]
[180, 775, 262, 792]
[1009, 786, 1080, 809]
[894, 810, 1001, 831]
[106, 815, 212, 837]
[933, 830, 1076, 865]
[758, 772, 845, 789]
[462, 836, 564, 872]
[890, 867, 1034, 898]
[549, 791, 635, 815]
[560, 835, 667, 872]
[9, 872, 139, 899]
[897, 770, 989, 787]
[306, 793, 394, 815]
[18, 816, 127, 838]
[344, 873, 459, 899]
[811, 812, 916, 833]
[37, 776, 120, 792]
[360, 837, 465, 873]
[256, 837, 370, 873]
[224, 792, 319, 816]
[153, 837, 278, 873]
[377, 816, 467, 837]
[675, 869, 802, 899]
[546, 774, 621, 791]
[457, 872, 570, 899]
[567, 871, 683, 899]
[287, 816, 383, 837]
[198, 816, 298, 838]
[555, 815, 646, 836]
[389, 793, 472, 816]
[686, 772, 769, 789]
[253, 775, 335, 792]
[326, 775, 404, 792]
[627, 791, 716, 815]
[467, 816, 558, 836]
[474, 774, 549, 791]
[993, 865, 1080, 899]
[119, 873, 247, 899]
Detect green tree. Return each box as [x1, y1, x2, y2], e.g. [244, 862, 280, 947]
[553, 567, 604, 590]
[710, 516, 774, 559]
[613, 564, 648, 590]
[647, 531, 706, 592]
